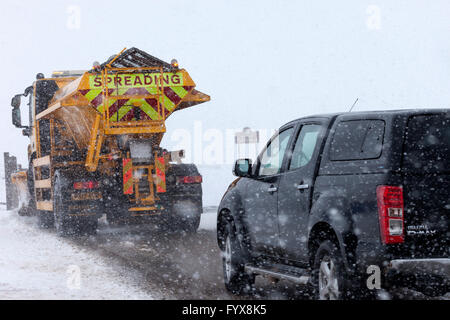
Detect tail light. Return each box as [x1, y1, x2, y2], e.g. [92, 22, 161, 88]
[177, 176, 202, 184]
[73, 181, 99, 190]
[377, 186, 404, 244]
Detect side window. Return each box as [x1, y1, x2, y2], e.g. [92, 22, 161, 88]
[361, 121, 384, 156]
[330, 120, 385, 161]
[288, 124, 322, 170]
[258, 128, 294, 176]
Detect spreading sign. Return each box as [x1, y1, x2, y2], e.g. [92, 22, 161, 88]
[89, 72, 184, 88]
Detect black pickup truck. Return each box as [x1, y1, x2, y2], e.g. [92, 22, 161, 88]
[217, 109, 449, 299]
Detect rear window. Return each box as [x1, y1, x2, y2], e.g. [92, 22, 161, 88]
[403, 114, 450, 173]
[330, 120, 385, 161]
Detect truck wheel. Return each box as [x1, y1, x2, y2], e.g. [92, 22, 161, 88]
[78, 217, 98, 236]
[37, 211, 54, 228]
[312, 240, 349, 300]
[106, 215, 126, 226]
[106, 210, 128, 226]
[221, 222, 254, 295]
[54, 171, 89, 236]
[18, 206, 32, 217]
[170, 200, 201, 233]
[26, 157, 37, 216]
[177, 214, 200, 233]
[53, 172, 72, 236]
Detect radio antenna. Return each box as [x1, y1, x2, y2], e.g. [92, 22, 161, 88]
[349, 98, 359, 112]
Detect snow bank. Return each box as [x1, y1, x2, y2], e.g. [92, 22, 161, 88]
[0, 209, 155, 300]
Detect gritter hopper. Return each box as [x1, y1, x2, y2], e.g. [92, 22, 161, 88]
[37, 47, 210, 172]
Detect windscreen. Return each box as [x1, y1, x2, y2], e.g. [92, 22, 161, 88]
[403, 114, 450, 173]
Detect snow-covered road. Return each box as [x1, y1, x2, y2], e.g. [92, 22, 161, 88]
[0, 206, 448, 300]
[0, 208, 155, 299]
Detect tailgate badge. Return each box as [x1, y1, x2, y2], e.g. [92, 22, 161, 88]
[407, 225, 437, 236]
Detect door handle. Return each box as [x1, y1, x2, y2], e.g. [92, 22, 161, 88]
[267, 186, 278, 193]
[296, 184, 309, 190]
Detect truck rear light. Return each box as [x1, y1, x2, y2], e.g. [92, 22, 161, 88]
[377, 186, 405, 244]
[177, 176, 202, 184]
[73, 181, 99, 190]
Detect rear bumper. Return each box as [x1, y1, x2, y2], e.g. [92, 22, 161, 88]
[384, 258, 450, 294]
[387, 258, 450, 279]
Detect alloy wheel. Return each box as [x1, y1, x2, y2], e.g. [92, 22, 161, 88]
[318, 255, 340, 300]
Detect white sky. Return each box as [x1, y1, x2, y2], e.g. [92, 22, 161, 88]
[1, 0, 449, 204]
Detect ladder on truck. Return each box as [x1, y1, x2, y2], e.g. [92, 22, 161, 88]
[85, 56, 168, 212]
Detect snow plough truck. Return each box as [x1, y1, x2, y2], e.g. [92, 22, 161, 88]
[6, 47, 210, 235]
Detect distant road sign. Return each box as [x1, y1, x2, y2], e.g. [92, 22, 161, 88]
[235, 127, 259, 144]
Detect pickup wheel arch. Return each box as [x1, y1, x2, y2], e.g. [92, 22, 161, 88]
[308, 222, 357, 274]
[217, 183, 247, 251]
[217, 207, 251, 255]
[308, 222, 339, 267]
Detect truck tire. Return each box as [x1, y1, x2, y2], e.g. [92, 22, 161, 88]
[221, 222, 254, 295]
[17, 203, 33, 217]
[25, 155, 39, 218]
[79, 218, 98, 236]
[162, 163, 202, 232]
[53, 172, 73, 236]
[18, 206, 31, 217]
[37, 211, 54, 228]
[169, 200, 201, 233]
[106, 214, 126, 226]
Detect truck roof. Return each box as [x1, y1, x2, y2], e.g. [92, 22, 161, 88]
[285, 108, 450, 126]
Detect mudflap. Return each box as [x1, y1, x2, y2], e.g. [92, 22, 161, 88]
[53, 170, 102, 236]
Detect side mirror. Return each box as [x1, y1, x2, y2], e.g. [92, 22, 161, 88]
[22, 128, 31, 137]
[233, 158, 252, 177]
[12, 106, 22, 128]
[11, 94, 21, 108]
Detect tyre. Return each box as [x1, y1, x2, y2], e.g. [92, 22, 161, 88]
[169, 200, 201, 233]
[105, 205, 128, 226]
[18, 205, 33, 217]
[25, 156, 40, 219]
[221, 222, 254, 295]
[177, 214, 200, 233]
[78, 217, 98, 235]
[106, 214, 127, 226]
[37, 210, 54, 228]
[312, 240, 377, 300]
[312, 240, 348, 300]
[53, 172, 72, 236]
[164, 163, 202, 233]
[104, 193, 128, 226]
